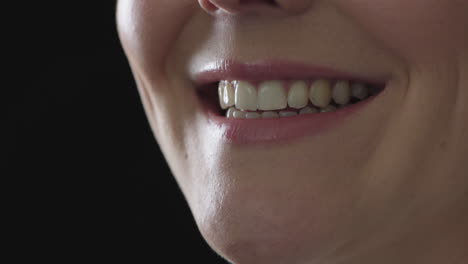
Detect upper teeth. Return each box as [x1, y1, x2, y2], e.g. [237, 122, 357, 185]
[219, 80, 235, 109]
[332, 81, 352, 105]
[219, 79, 372, 118]
[309, 79, 332, 108]
[258, 81, 288, 111]
[288, 81, 309, 109]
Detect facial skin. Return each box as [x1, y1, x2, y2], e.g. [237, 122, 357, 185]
[117, 1, 468, 263]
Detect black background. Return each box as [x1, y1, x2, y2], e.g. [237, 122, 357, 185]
[7, 1, 225, 262]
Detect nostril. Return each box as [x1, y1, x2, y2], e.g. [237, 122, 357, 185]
[264, 0, 278, 6]
[198, 0, 219, 13]
[268, 0, 278, 5]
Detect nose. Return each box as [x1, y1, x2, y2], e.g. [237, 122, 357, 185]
[198, 0, 312, 14]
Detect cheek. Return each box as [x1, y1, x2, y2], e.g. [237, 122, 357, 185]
[340, 0, 468, 62]
[117, 0, 195, 76]
[116, 0, 200, 176]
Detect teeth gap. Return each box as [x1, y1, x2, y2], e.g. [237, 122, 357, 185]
[217, 80, 384, 119]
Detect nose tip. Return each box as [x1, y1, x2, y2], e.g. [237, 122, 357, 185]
[198, 0, 312, 14]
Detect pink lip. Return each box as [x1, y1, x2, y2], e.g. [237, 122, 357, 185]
[193, 60, 387, 143]
[192, 59, 387, 87]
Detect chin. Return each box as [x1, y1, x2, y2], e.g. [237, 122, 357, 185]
[187, 167, 359, 264]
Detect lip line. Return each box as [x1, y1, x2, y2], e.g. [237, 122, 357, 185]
[191, 59, 389, 89]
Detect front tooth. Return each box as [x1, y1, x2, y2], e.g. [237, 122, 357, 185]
[320, 105, 337, 113]
[262, 111, 279, 119]
[332, 81, 351, 105]
[299, 106, 318, 115]
[258, 81, 287, 111]
[279, 111, 297, 117]
[245, 112, 261, 119]
[235, 81, 257, 111]
[233, 110, 246, 119]
[351, 83, 369, 100]
[288, 81, 308, 109]
[219, 81, 235, 109]
[310, 79, 332, 108]
[226, 107, 236, 118]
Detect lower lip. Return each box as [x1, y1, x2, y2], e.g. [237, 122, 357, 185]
[201, 94, 381, 144]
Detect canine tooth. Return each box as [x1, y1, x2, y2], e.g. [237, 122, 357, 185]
[299, 107, 318, 115]
[262, 111, 279, 119]
[320, 105, 337, 113]
[233, 110, 246, 119]
[288, 81, 308, 109]
[235, 81, 257, 111]
[258, 81, 287, 111]
[332, 81, 351, 105]
[310, 79, 332, 108]
[351, 83, 369, 100]
[226, 107, 236, 118]
[279, 111, 297, 117]
[218, 81, 235, 109]
[245, 112, 261, 119]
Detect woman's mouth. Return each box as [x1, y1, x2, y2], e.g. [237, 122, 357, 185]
[218, 79, 382, 119]
[193, 60, 387, 143]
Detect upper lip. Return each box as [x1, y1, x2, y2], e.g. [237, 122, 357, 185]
[191, 59, 388, 90]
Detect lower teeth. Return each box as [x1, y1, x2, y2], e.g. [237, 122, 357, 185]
[226, 103, 343, 119]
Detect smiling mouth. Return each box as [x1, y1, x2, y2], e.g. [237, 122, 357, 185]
[192, 60, 387, 142]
